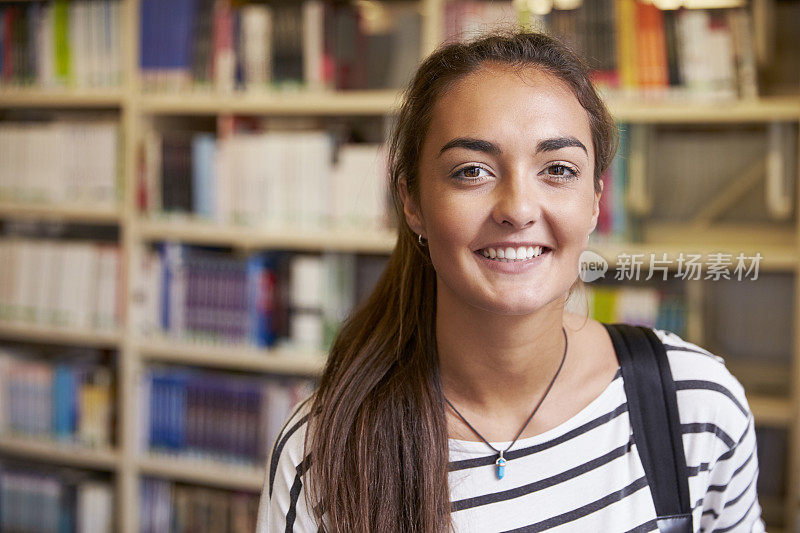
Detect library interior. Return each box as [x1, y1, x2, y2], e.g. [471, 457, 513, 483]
[0, 0, 798, 531]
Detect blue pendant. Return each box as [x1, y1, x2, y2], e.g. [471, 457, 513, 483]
[495, 456, 506, 479]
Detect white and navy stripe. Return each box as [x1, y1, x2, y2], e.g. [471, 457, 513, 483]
[257, 328, 765, 532]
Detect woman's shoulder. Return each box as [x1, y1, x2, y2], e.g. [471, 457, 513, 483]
[649, 327, 753, 441]
[257, 394, 317, 532]
[268, 394, 314, 469]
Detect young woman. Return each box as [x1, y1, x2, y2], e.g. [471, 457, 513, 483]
[257, 31, 764, 532]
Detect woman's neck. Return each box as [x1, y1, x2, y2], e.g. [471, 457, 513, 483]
[436, 286, 568, 416]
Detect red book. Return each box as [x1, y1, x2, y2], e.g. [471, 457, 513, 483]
[635, 3, 668, 89]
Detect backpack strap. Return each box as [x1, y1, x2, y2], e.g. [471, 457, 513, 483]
[602, 323, 693, 533]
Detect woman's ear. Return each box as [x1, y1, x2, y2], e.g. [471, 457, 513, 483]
[398, 177, 426, 237]
[589, 179, 603, 234]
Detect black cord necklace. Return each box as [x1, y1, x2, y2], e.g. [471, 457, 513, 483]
[444, 326, 568, 480]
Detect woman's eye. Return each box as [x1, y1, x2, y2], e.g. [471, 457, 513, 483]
[451, 165, 491, 182]
[546, 164, 578, 181]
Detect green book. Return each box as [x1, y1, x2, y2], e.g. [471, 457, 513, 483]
[54, 0, 70, 84]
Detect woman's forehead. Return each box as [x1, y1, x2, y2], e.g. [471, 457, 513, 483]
[425, 65, 593, 156]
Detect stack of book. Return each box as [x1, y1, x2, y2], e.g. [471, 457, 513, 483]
[0, 460, 113, 533]
[0, 120, 120, 208]
[141, 478, 258, 533]
[139, 0, 421, 92]
[446, 0, 758, 100]
[0, 0, 123, 88]
[0, 346, 114, 448]
[140, 127, 389, 233]
[136, 244, 387, 352]
[0, 239, 123, 331]
[140, 365, 314, 466]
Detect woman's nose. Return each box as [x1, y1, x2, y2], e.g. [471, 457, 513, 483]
[491, 173, 540, 229]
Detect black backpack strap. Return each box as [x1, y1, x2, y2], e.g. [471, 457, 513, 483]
[602, 323, 693, 533]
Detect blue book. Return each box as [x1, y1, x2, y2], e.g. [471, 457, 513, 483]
[191, 133, 217, 219]
[52, 363, 76, 441]
[149, 370, 165, 451]
[246, 253, 274, 347]
[139, 0, 157, 69]
[153, 0, 196, 70]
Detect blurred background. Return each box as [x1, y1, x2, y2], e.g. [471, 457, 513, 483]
[0, 0, 797, 531]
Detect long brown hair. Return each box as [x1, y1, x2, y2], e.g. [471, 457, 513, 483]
[306, 29, 619, 532]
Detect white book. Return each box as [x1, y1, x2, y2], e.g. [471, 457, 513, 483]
[303, 0, 325, 90]
[707, 17, 736, 100]
[38, 4, 56, 87]
[0, 125, 8, 199]
[41, 242, 61, 325]
[215, 135, 233, 224]
[309, 132, 333, 228]
[94, 245, 116, 330]
[166, 244, 187, 338]
[240, 134, 261, 226]
[261, 133, 285, 228]
[333, 143, 387, 230]
[15, 240, 37, 322]
[34, 242, 57, 325]
[29, 125, 50, 202]
[77, 243, 99, 329]
[59, 244, 80, 327]
[290, 254, 323, 309]
[93, 121, 119, 204]
[241, 4, 272, 89]
[77, 482, 113, 533]
[71, 2, 85, 87]
[7, 124, 24, 200]
[0, 354, 8, 433]
[109, 0, 122, 86]
[87, 1, 100, 87]
[0, 242, 10, 319]
[51, 245, 70, 326]
[3, 242, 20, 320]
[615, 287, 660, 327]
[677, 9, 714, 96]
[42, 123, 65, 204]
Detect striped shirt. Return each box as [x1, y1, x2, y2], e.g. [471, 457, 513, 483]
[257, 328, 765, 532]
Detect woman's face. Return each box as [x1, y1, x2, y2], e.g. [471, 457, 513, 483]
[401, 63, 602, 315]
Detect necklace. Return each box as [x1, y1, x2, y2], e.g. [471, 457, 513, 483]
[444, 326, 568, 480]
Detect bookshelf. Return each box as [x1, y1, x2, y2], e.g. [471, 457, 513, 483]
[0, 0, 798, 532]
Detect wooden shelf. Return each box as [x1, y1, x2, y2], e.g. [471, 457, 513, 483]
[607, 95, 800, 123]
[136, 218, 398, 253]
[749, 395, 794, 427]
[0, 321, 122, 348]
[138, 454, 264, 491]
[138, 337, 326, 375]
[0, 202, 122, 223]
[0, 435, 119, 470]
[0, 88, 125, 108]
[139, 89, 403, 115]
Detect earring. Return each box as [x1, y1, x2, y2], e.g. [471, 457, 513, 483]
[418, 234, 428, 247]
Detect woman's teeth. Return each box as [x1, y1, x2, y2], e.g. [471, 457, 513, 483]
[480, 246, 547, 262]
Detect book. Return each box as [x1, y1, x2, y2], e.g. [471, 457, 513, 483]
[142, 365, 314, 465]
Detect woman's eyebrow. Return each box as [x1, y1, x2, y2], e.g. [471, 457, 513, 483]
[537, 136, 588, 155]
[437, 136, 587, 158]
[437, 137, 500, 158]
